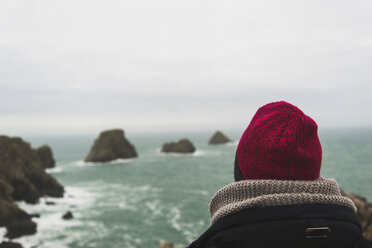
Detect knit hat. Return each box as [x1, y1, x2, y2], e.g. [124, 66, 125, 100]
[234, 101, 322, 181]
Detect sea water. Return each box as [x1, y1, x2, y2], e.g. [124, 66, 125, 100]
[9, 128, 372, 248]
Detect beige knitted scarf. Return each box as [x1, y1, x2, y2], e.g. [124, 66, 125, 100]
[209, 178, 356, 224]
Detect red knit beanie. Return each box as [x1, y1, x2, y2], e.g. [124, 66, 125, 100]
[235, 101, 322, 181]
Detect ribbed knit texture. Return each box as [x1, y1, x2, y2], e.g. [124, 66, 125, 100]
[209, 178, 356, 224]
[237, 101, 322, 180]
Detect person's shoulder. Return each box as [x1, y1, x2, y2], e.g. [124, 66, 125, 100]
[354, 238, 372, 248]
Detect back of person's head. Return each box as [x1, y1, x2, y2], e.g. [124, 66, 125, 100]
[235, 101, 322, 181]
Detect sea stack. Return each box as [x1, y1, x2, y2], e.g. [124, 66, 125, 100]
[35, 145, 55, 169]
[85, 129, 138, 162]
[161, 139, 196, 153]
[208, 131, 231, 145]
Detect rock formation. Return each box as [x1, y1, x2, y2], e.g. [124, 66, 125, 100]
[35, 145, 55, 169]
[0, 179, 36, 239]
[85, 129, 138, 162]
[62, 211, 73, 220]
[341, 189, 372, 239]
[0, 242, 23, 248]
[161, 139, 196, 153]
[159, 242, 174, 248]
[0, 136, 64, 203]
[208, 131, 231, 145]
[0, 136, 64, 240]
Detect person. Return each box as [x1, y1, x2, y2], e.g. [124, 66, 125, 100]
[188, 101, 372, 248]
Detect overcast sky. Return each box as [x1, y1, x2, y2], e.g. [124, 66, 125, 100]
[0, 0, 371, 135]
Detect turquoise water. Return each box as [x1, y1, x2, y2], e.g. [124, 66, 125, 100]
[11, 129, 372, 248]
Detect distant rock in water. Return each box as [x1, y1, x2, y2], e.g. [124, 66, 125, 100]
[161, 139, 196, 153]
[159, 242, 174, 248]
[85, 129, 138, 162]
[341, 189, 372, 239]
[208, 131, 231, 145]
[0, 135, 64, 240]
[62, 211, 73, 220]
[35, 145, 55, 169]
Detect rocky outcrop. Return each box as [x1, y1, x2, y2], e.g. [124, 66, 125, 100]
[0, 136, 64, 203]
[0, 179, 36, 239]
[85, 129, 138, 162]
[35, 145, 55, 169]
[62, 211, 73, 220]
[159, 242, 174, 248]
[0, 136, 64, 240]
[341, 189, 372, 239]
[161, 139, 196, 153]
[208, 131, 231, 145]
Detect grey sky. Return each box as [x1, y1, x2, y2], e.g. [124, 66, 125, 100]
[1, 0, 371, 135]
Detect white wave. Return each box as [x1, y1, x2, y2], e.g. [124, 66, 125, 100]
[157, 149, 206, 157]
[45, 167, 63, 174]
[168, 207, 182, 231]
[74, 158, 134, 167]
[123, 234, 143, 248]
[167, 207, 197, 244]
[104, 184, 162, 193]
[118, 201, 137, 211]
[192, 150, 205, 157]
[13, 211, 83, 248]
[15, 221, 108, 248]
[14, 186, 101, 248]
[182, 189, 209, 196]
[226, 140, 238, 146]
[146, 200, 163, 217]
[17, 186, 97, 218]
[0, 227, 6, 239]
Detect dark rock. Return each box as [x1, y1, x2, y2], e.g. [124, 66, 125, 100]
[62, 211, 73, 220]
[85, 129, 138, 162]
[6, 219, 37, 239]
[161, 139, 196, 153]
[0, 136, 64, 203]
[208, 131, 231, 145]
[45, 201, 55, 205]
[0, 180, 37, 239]
[0, 203, 37, 239]
[35, 145, 55, 169]
[29, 213, 40, 218]
[0, 136, 64, 239]
[159, 242, 174, 248]
[341, 189, 372, 239]
[0, 241, 23, 248]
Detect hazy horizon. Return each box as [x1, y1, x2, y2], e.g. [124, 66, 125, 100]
[1, 0, 372, 136]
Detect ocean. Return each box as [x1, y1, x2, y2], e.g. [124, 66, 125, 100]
[8, 128, 372, 248]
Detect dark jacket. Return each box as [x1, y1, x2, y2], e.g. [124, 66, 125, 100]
[188, 204, 372, 248]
